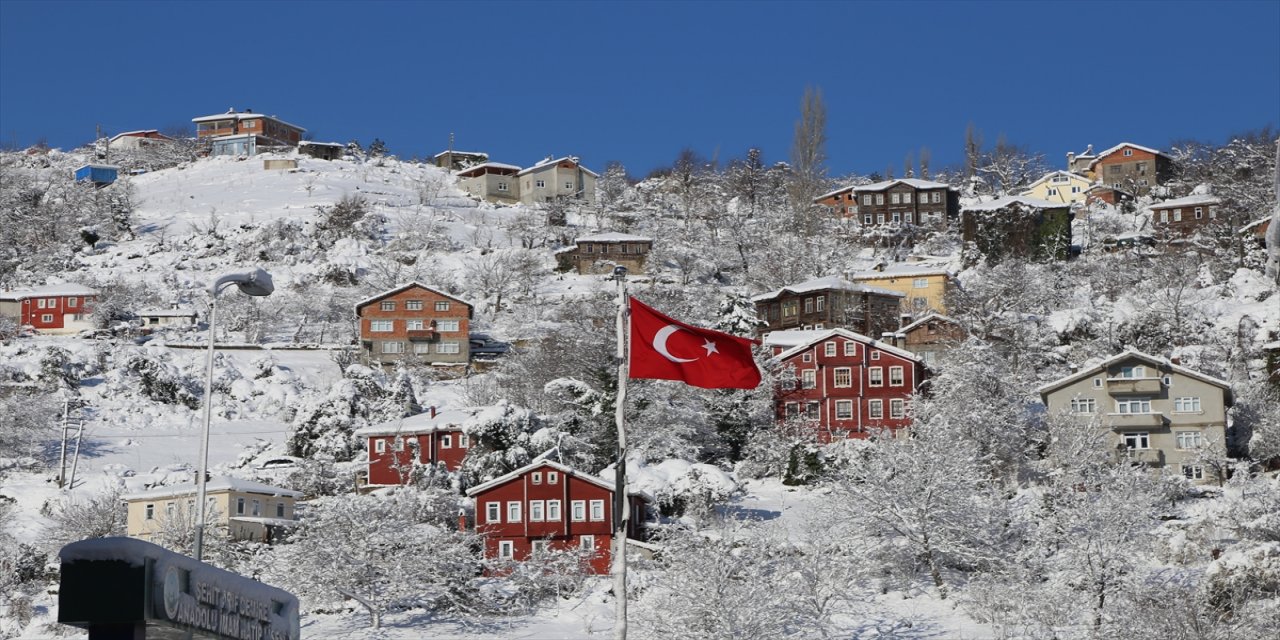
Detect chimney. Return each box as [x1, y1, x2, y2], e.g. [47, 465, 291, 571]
[1170, 356, 1181, 366]
[457, 509, 468, 532]
[1067, 152, 1075, 169]
[1085, 144, 1093, 155]
[429, 406, 437, 419]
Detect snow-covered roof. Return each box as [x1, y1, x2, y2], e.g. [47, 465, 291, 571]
[895, 312, 963, 335]
[109, 130, 169, 142]
[849, 264, 954, 280]
[752, 275, 905, 302]
[772, 328, 923, 363]
[1240, 217, 1271, 233]
[191, 111, 306, 132]
[814, 185, 856, 201]
[1022, 170, 1093, 191]
[75, 163, 120, 171]
[516, 156, 599, 178]
[1036, 349, 1233, 403]
[1147, 194, 1221, 209]
[432, 150, 488, 159]
[298, 140, 344, 148]
[455, 162, 522, 177]
[465, 459, 649, 500]
[0, 283, 98, 300]
[1087, 142, 1168, 168]
[853, 178, 953, 193]
[353, 408, 471, 437]
[576, 232, 652, 243]
[123, 476, 302, 501]
[762, 329, 831, 349]
[963, 195, 1067, 212]
[229, 516, 300, 526]
[353, 282, 474, 313]
[136, 308, 198, 317]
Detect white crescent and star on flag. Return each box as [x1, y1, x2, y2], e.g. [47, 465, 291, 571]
[652, 324, 718, 363]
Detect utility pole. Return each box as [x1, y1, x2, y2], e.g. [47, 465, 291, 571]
[58, 401, 70, 488]
[611, 265, 630, 640]
[68, 408, 85, 490]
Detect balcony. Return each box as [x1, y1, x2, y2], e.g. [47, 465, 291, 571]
[1106, 412, 1165, 429]
[1106, 377, 1163, 395]
[1122, 448, 1166, 466]
[407, 330, 439, 342]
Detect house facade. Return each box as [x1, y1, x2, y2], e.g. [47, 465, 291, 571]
[886, 313, 967, 367]
[137, 306, 198, 329]
[456, 162, 523, 204]
[466, 460, 649, 574]
[1022, 170, 1094, 205]
[1038, 350, 1233, 483]
[108, 130, 172, 151]
[123, 477, 301, 544]
[815, 185, 857, 217]
[848, 263, 955, 316]
[517, 156, 598, 206]
[961, 196, 1073, 263]
[556, 232, 653, 275]
[766, 328, 925, 441]
[354, 407, 470, 486]
[1087, 143, 1175, 196]
[192, 109, 305, 156]
[848, 178, 960, 227]
[1148, 194, 1222, 236]
[355, 283, 473, 365]
[0, 284, 98, 334]
[753, 276, 903, 338]
[433, 150, 489, 171]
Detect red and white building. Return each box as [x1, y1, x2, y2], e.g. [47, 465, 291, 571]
[354, 407, 470, 486]
[465, 459, 650, 575]
[355, 282, 474, 366]
[107, 130, 173, 151]
[766, 328, 926, 441]
[0, 284, 98, 334]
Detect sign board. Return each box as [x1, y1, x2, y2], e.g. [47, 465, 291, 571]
[59, 537, 300, 640]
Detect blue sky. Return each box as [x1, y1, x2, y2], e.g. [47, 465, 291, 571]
[2, 1, 1277, 177]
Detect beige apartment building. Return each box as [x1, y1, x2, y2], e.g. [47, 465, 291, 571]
[123, 476, 301, 544]
[848, 262, 955, 315]
[1038, 350, 1233, 483]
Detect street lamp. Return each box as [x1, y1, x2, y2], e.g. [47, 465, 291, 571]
[194, 268, 274, 561]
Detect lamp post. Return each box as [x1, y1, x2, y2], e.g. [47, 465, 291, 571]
[194, 268, 274, 562]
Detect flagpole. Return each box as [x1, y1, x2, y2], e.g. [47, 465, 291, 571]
[611, 266, 630, 640]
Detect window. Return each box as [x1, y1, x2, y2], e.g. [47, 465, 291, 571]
[1048, 188, 1058, 196]
[1174, 209, 1182, 222]
[252, 499, 261, 517]
[889, 366, 904, 386]
[407, 319, 425, 331]
[891, 193, 900, 204]
[871, 352, 880, 361]
[1052, 175, 1070, 184]
[1194, 207, 1203, 219]
[435, 301, 450, 311]
[394, 437, 405, 451]
[375, 439, 386, 453]
[580, 535, 596, 552]
[276, 502, 285, 518]
[589, 499, 605, 521]
[459, 433, 469, 448]
[782, 300, 799, 317]
[565, 181, 573, 190]
[862, 194, 872, 205]
[834, 367, 852, 387]
[1176, 431, 1203, 449]
[380, 301, 395, 311]
[824, 341, 836, 356]
[507, 501, 522, 522]
[816, 296, 825, 312]
[805, 298, 814, 314]
[875, 194, 885, 205]
[1124, 432, 1150, 450]
[890, 399, 905, 418]
[382, 341, 404, 354]
[497, 181, 508, 192]
[868, 367, 883, 386]
[892, 211, 901, 223]
[1070, 397, 1097, 414]
[531, 540, 549, 556]
[843, 341, 856, 356]
[37, 298, 46, 309]
[785, 402, 799, 419]
[1160, 210, 1169, 223]
[370, 320, 393, 332]
[805, 401, 820, 417]
[1123, 148, 1134, 157]
[1182, 465, 1204, 480]
[41, 314, 53, 323]
[1174, 397, 1201, 413]
[436, 320, 460, 332]
[68, 297, 78, 307]
[145, 504, 155, 520]
[547, 500, 561, 520]
[1118, 366, 1146, 379]
[437, 342, 461, 354]
[913, 278, 929, 289]
[498, 540, 514, 559]
[903, 192, 912, 204]
[486, 502, 500, 523]
[802, 369, 816, 389]
[863, 213, 873, 225]
[236, 498, 246, 515]
[1071, 186, 1081, 194]
[835, 400, 853, 420]
[441, 434, 452, 448]
[868, 399, 884, 419]
[532, 471, 542, 484]
[536, 179, 546, 188]
[413, 342, 430, 354]
[1209, 207, 1217, 219]
[1116, 398, 1152, 414]
[1093, 378, 1103, 388]
[572, 500, 586, 521]
[877, 213, 885, 224]
[530, 500, 544, 522]
[904, 212, 913, 224]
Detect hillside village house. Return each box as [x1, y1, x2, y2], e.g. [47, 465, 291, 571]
[1066, 145, 1097, 176]
[847, 178, 960, 227]
[1086, 143, 1175, 196]
[136, 305, 198, 329]
[517, 156, 598, 206]
[557, 232, 653, 275]
[1022, 170, 1094, 206]
[766, 328, 926, 441]
[0, 284, 98, 334]
[1084, 184, 1135, 207]
[961, 196, 1073, 263]
[355, 283, 473, 366]
[1148, 193, 1222, 236]
[753, 276, 903, 338]
[886, 313, 967, 367]
[355, 407, 470, 486]
[456, 162, 523, 204]
[298, 140, 345, 161]
[192, 108, 305, 157]
[466, 459, 651, 575]
[815, 185, 857, 217]
[433, 149, 489, 171]
[107, 130, 172, 151]
[1038, 350, 1233, 483]
[848, 262, 955, 316]
[123, 477, 300, 544]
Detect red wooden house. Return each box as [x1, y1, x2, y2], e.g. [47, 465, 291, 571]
[354, 407, 470, 486]
[0, 284, 98, 335]
[355, 282, 474, 366]
[465, 459, 650, 575]
[766, 328, 926, 441]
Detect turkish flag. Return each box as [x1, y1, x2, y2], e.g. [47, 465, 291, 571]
[628, 297, 761, 389]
